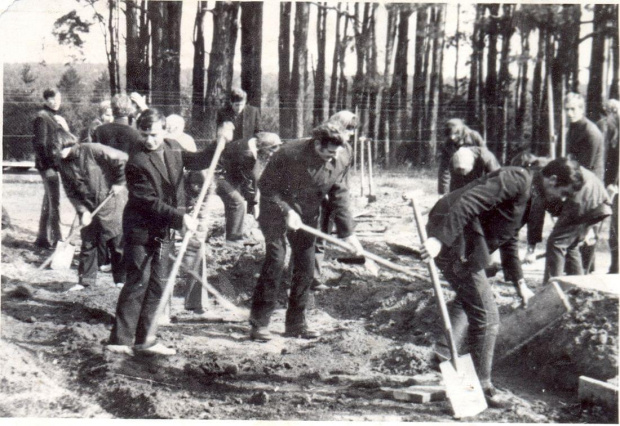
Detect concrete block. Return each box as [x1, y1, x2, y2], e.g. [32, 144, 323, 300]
[579, 376, 619, 411]
[497, 281, 571, 360]
[551, 274, 620, 297]
[382, 385, 446, 403]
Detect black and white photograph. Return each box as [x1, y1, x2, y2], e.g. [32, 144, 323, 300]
[1, 0, 618, 422]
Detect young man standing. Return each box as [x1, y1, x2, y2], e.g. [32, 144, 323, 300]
[32, 88, 68, 249]
[106, 109, 216, 356]
[216, 88, 261, 142]
[249, 123, 364, 342]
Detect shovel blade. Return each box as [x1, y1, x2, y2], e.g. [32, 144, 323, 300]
[50, 241, 76, 270]
[439, 354, 487, 418]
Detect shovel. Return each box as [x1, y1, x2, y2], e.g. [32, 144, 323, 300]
[47, 193, 116, 271]
[410, 198, 487, 418]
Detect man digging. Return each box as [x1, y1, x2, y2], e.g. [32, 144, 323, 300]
[249, 122, 364, 341]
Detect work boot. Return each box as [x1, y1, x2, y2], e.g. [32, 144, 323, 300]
[250, 326, 273, 342]
[483, 385, 515, 409]
[284, 324, 320, 339]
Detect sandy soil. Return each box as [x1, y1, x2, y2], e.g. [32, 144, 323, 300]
[1, 168, 617, 422]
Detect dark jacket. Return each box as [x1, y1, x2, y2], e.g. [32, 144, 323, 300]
[58, 143, 128, 240]
[123, 139, 215, 245]
[218, 137, 260, 204]
[567, 117, 605, 181]
[449, 147, 500, 192]
[258, 139, 354, 237]
[217, 104, 261, 141]
[94, 117, 142, 153]
[427, 167, 533, 274]
[528, 167, 612, 246]
[32, 106, 63, 171]
[438, 123, 486, 194]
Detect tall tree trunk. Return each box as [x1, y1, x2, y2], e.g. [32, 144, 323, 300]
[516, 26, 530, 141]
[427, 3, 445, 166]
[337, 5, 350, 112]
[313, 3, 327, 126]
[367, 3, 379, 142]
[205, 1, 239, 139]
[532, 27, 545, 151]
[191, 1, 208, 138]
[497, 4, 515, 162]
[107, 0, 120, 94]
[389, 5, 411, 154]
[149, 1, 183, 115]
[278, 2, 292, 138]
[126, 0, 149, 93]
[587, 4, 607, 120]
[485, 5, 499, 152]
[412, 5, 428, 164]
[379, 4, 398, 163]
[467, 4, 484, 130]
[611, 5, 620, 99]
[291, 3, 310, 138]
[328, 3, 342, 117]
[454, 3, 461, 97]
[241, 2, 263, 108]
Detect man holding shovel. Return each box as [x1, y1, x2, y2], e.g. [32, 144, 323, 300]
[106, 109, 217, 357]
[56, 129, 128, 291]
[419, 158, 586, 408]
[249, 122, 364, 341]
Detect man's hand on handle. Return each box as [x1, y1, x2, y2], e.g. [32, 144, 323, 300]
[420, 236, 442, 261]
[81, 211, 92, 227]
[342, 234, 364, 257]
[286, 210, 302, 230]
[182, 214, 198, 235]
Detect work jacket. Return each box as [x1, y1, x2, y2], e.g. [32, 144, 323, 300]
[217, 137, 260, 205]
[59, 143, 128, 240]
[123, 139, 215, 245]
[427, 167, 533, 273]
[32, 106, 64, 171]
[258, 138, 354, 237]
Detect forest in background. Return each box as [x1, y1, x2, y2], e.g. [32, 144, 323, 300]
[3, 2, 619, 167]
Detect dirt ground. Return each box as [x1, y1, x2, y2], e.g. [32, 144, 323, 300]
[1, 168, 617, 422]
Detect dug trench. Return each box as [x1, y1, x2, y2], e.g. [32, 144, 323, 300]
[1, 170, 617, 422]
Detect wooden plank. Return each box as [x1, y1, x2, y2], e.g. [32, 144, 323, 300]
[579, 376, 619, 411]
[496, 282, 571, 360]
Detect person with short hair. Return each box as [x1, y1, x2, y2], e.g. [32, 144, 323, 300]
[166, 114, 197, 152]
[216, 88, 261, 141]
[438, 118, 486, 195]
[215, 132, 283, 243]
[449, 146, 500, 192]
[420, 158, 587, 408]
[565, 92, 605, 180]
[81, 100, 113, 143]
[249, 122, 364, 342]
[106, 108, 217, 357]
[93, 94, 143, 153]
[56, 128, 128, 290]
[32, 88, 67, 249]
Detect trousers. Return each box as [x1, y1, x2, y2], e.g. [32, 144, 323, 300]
[109, 238, 172, 347]
[250, 222, 316, 329]
[78, 219, 125, 286]
[435, 249, 500, 387]
[36, 170, 62, 247]
[544, 223, 587, 283]
[216, 178, 246, 241]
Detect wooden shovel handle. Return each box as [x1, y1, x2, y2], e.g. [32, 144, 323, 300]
[410, 198, 460, 370]
[298, 223, 424, 280]
[147, 138, 228, 341]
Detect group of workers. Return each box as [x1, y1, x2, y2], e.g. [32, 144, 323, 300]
[30, 84, 617, 408]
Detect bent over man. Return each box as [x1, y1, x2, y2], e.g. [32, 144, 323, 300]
[107, 109, 216, 357]
[249, 123, 363, 341]
[421, 158, 585, 407]
[57, 131, 128, 289]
